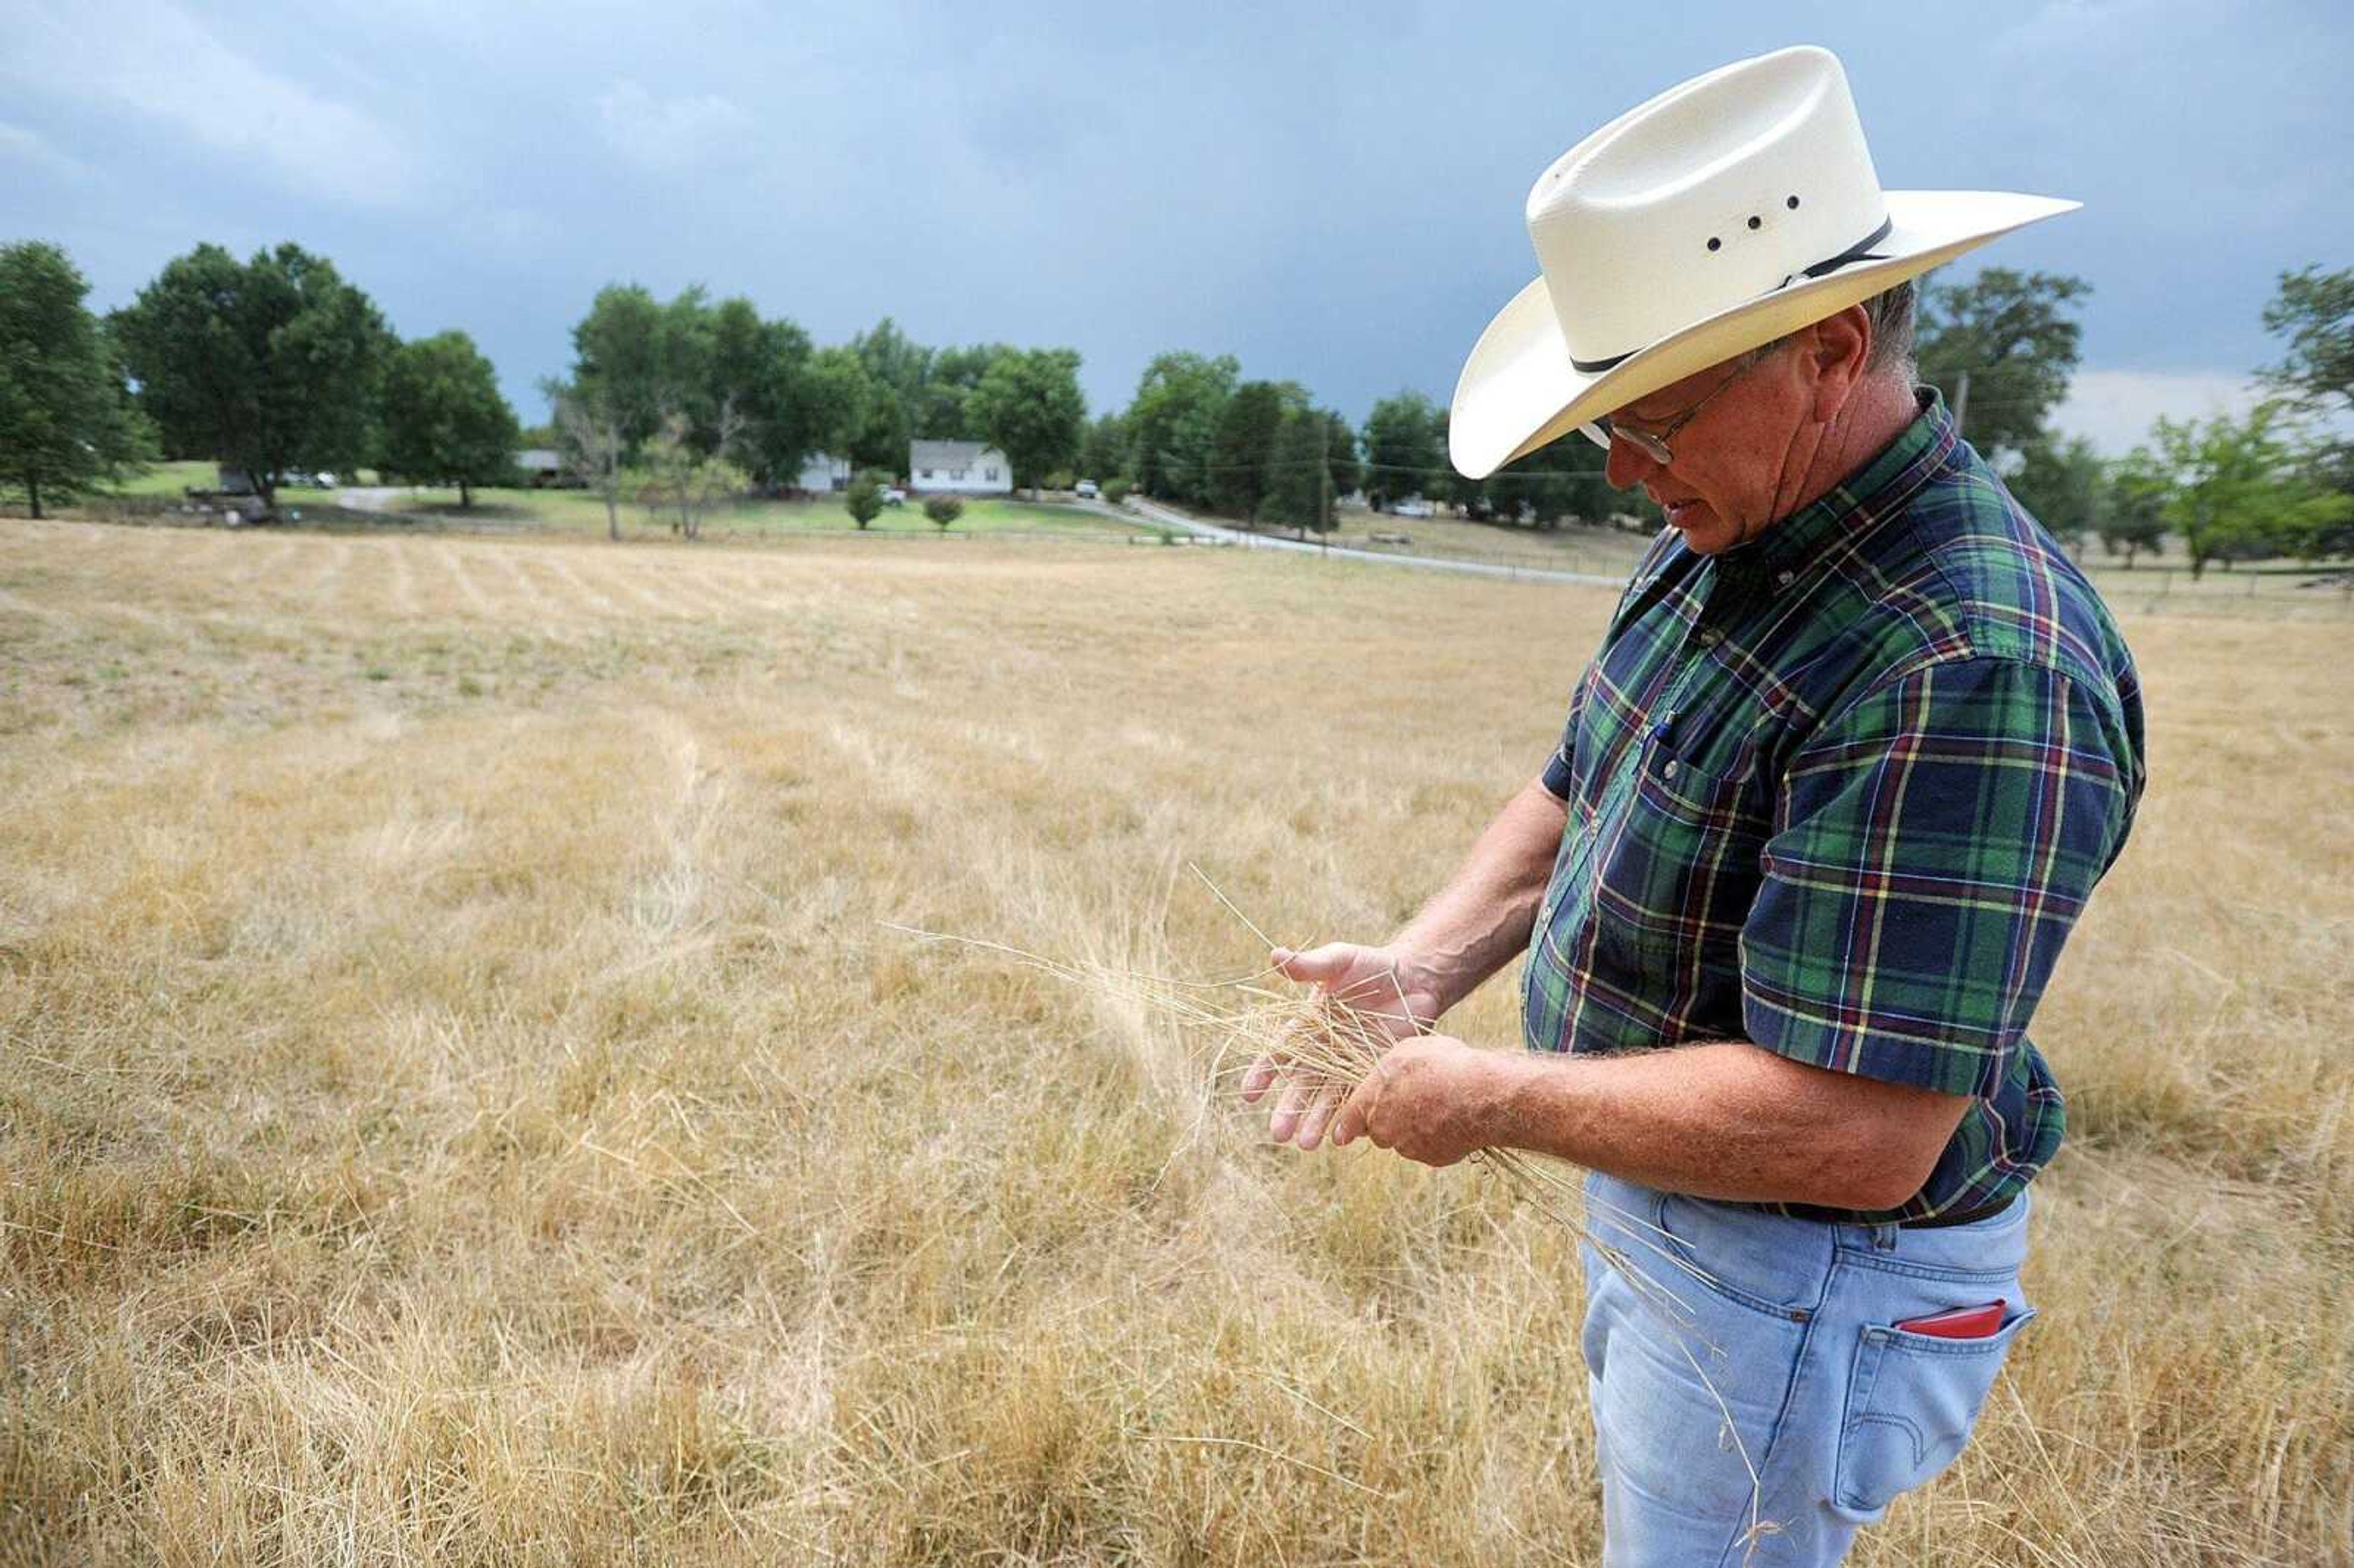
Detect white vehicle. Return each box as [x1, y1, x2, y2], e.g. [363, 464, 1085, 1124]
[1074, 478, 1100, 499]
[1390, 497, 1434, 519]
[882, 486, 907, 507]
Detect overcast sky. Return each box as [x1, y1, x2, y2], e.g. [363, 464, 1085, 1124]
[4, 0, 2347, 454]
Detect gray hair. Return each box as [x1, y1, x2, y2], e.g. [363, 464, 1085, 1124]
[1735, 278, 1918, 382]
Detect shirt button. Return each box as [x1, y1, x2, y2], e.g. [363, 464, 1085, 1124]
[1662, 760, 1680, 780]
[1697, 626, 1724, 647]
[1776, 569, 1796, 588]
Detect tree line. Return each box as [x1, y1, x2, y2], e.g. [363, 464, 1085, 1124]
[4, 235, 2348, 574]
[1903, 266, 2352, 579]
[0, 239, 1103, 530]
[543, 291, 1095, 538]
[1073, 265, 2352, 567]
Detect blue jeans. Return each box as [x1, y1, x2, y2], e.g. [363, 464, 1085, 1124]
[1580, 1171, 2036, 1567]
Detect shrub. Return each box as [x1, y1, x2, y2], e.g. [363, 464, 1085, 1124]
[923, 495, 964, 531]
[1043, 470, 1075, 493]
[845, 474, 882, 530]
[1103, 478, 1132, 505]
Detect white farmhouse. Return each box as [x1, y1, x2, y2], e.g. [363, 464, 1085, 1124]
[908, 440, 1012, 495]
[797, 451, 852, 493]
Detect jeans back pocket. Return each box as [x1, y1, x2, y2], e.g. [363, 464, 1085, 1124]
[1832, 1305, 2038, 1522]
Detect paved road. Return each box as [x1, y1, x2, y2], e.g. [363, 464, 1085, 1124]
[1084, 497, 1630, 588]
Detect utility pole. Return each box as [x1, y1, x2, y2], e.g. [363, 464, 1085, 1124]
[1953, 368, 1971, 438]
[1319, 421, 1330, 554]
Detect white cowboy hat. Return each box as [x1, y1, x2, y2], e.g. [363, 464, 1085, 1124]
[1449, 44, 2079, 480]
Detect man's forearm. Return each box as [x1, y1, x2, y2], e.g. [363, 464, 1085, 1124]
[1393, 777, 1569, 1016]
[1484, 1040, 1968, 1211]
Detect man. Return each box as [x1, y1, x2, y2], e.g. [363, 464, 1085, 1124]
[1243, 45, 2144, 1566]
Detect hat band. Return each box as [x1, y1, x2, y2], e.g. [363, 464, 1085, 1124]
[1565, 215, 1896, 374]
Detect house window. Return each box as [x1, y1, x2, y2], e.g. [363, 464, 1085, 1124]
[951, 467, 967, 480]
[985, 466, 999, 481]
[921, 468, 934, 479]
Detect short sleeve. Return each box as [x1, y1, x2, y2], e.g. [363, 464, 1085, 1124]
[1540, 720, 1576, 799]
[1740, 655, 2134, 1097]
[1539, 668, 1590, 801]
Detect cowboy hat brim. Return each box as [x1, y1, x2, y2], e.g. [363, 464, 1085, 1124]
[1449, 189, 2081, 480]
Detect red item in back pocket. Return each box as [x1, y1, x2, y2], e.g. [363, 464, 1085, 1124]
[1893, 1300, 2006, 1339]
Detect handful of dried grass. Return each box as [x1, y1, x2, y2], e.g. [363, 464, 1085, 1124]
[885, 867, 1772, 1543]
[885, 873, 1715, 1342]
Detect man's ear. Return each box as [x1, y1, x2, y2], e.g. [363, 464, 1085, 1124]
[1804, 306, 1872, 421]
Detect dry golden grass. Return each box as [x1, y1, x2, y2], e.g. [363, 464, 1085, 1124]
[1, 516, 2348, 1564]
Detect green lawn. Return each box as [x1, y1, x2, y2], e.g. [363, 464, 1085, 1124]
[87, 467, 1154, 542]
[364, 485, 1151, 541]
[103, 460, 227, 497]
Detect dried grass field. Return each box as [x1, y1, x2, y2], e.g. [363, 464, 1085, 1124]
[2, 516, 2348, 1565]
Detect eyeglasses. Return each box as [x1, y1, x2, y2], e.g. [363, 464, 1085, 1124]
[1579, 351, 1769, 465]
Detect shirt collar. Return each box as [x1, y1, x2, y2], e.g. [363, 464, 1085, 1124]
[1712, 385, 1958, 591]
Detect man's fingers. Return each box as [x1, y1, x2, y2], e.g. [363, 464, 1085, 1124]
[1240, 1053, 1278, 1103]
[1271, 943, 1357, 986]
[1268, 1070, 1319, 1143]
[1293, 1081, 1346, 1151]
[1330, 1073, 1382, 1149]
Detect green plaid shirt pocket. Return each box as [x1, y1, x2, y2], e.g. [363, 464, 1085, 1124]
[1593, 743, 1766, 956]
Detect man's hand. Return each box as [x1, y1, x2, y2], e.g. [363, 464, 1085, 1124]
[1328, 1035, 1510, 1168]
[1240, 942, 1444, 1151]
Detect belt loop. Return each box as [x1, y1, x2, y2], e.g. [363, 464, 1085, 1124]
[1870, 1220, 1899, 1253]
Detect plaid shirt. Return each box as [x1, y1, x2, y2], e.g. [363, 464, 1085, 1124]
[1527, 387, 2145, 1222]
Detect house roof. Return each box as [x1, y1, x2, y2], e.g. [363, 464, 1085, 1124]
[908, 440, 1003, 466]
[516, 448, 562, 468]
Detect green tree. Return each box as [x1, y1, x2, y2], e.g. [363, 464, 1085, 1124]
[1490, 435, 1609, 528]
[1915, 268, 2091, 459]
[1126, 351, 1237, 503]
[379, 330, 520, 508]
[1321, 409, 1362, 502]
[920, 343, 1013, 438]
[844, 471, 883, 530]
[710, 296, 812, 486]
[2132, 403, 2354, 578]
[567, 283, 719, 456]
[567, 284, 665, 451]
[1257, 405, 1335, 532]
[967, 347, 1085, 495]
[2259, 264, 2354, 552]
[1079, 411, 1127, 483]
[923, 493, 964, 531]
[805, 345, 875, 467]
[2004, 433, 2107, 555]
[0, 241, 150, 517]
[2100, 448, 2169, 569]
[1362, 390, 1445, 511]
[1208, 380, 1286, 520]
[853, 317, 933, 408]
[847, 316, 933, 470]
[2260, 264, 2354, 422]
[112, 242, 394, 505]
